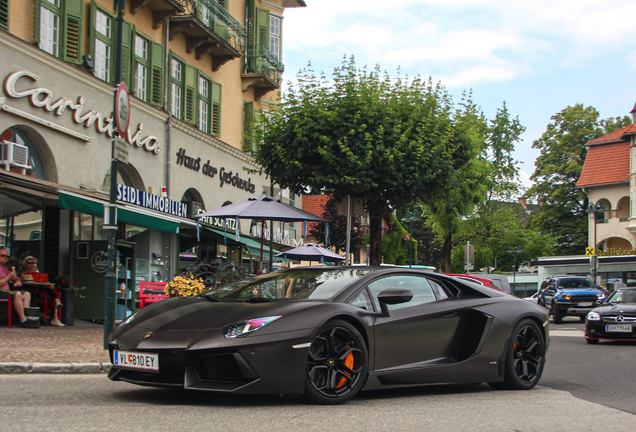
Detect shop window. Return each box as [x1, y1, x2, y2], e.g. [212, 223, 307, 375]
[132, 32, 164, 106]
[73, 213, 94, 241]
[269, 15, 281, 60]
[36, 0, 83, 64]
[170, 56, 184, 119]
[0, 0, 8, 32]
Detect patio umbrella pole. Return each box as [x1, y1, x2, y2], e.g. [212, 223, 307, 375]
[269, 185, 274, 273]
[260, 218, 265, 272]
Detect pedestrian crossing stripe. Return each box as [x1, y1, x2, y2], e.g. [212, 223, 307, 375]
[585, 247, 595, 257]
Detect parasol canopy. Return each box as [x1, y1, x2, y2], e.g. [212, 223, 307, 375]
[195, 194, 326, 223]
[275, 243, 344, 263]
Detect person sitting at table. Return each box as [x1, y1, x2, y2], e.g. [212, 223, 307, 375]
[0, 248, 34, 328]
[20, 256, 64, 327]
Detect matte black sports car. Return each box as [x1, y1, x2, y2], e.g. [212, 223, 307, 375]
[585, 286, 636, 344]
[107, 267, 550, 404]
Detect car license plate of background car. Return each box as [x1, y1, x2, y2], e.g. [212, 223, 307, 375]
[113, 350, 159, 372]
[578, 302, 593, 307]
[605, 325, 632, 333]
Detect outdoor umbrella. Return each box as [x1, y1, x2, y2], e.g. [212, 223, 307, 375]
[275, 242, 345, 265]
[195, 194, 327, 267]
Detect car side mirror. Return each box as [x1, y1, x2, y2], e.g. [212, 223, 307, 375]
[377, 289, 413, 316]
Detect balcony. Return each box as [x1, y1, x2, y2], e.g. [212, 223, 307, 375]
[169, 0, 246, 71]
[241, 49, 284, 99]
[130, 0, 187, 29]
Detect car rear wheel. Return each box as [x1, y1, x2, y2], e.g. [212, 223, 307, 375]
[551, 305, 563, 324]
[489, 319, 545, 390]
[304, 320, 368, 405]
[585, 338, 599, 344]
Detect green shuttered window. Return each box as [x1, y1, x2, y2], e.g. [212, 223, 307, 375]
[90, 1, 131, 86]
[35, 0, 84, 64]
[1, 0, 9, 32]
[132, 31, 164, 107]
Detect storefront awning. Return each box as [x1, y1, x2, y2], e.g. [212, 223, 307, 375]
[203, 226, 281, 256]
[58, 191, 181, 234]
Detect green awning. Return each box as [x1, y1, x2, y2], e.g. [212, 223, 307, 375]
[204, 226, 281, 256]
[58, 192, 180, 234]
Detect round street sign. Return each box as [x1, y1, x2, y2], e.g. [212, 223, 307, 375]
[115, 83, 131, 137]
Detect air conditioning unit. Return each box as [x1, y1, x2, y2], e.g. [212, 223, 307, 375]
[0, 140, 32, 171]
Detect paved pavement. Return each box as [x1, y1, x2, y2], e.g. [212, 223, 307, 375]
[0, 319, 111, 373]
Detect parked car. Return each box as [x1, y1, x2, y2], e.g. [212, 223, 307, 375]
[108, 266, 549, 404]
[523, 291, 540, 303]
[584, 286, 636, 344]
[538, 276, 607, 324]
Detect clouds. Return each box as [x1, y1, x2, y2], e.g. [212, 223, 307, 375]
[283, 0, 636, 88]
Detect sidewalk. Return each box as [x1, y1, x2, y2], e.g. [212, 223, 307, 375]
[0, 319, 112, 374]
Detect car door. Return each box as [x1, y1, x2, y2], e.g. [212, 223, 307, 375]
[370, 275, 465, 376]
[543, 280, 556, 308]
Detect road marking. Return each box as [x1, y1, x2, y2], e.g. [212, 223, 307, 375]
[550, 330, 585, 337]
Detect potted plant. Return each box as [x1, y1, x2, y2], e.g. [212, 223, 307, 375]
[164, 274, 207, 297]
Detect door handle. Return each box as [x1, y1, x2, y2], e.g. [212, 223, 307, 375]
[443, 312, 456, 318]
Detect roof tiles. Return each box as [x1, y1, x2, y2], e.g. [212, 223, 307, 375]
[577, 141, 629, 187]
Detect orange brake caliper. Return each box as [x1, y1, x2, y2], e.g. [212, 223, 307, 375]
[335, 346, 354, 389]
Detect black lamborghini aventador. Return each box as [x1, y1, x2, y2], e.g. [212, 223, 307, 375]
[107, 267, 550, 404]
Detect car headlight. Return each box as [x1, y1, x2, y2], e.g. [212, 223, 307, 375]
[223, 316, 281, 338]
[587, 311, 601, 321]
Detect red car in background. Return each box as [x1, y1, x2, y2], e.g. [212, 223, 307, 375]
[446, 273, 508, 293]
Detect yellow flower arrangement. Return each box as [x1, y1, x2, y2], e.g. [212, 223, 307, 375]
[165, 274, 207, 297]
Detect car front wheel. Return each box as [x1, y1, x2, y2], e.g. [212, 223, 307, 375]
[489, 319, 546, 390]
[551, 305, 563, 324]
[304, 320, 368, 405]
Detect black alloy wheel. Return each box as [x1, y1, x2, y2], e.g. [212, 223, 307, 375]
[489, 319, 545, 390]
[304, 320, 368, 405]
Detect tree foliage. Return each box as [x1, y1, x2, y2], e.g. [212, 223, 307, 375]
[251, 57, 472, 265]
[527, 104, 631, 255]
[308, 196, 362, 255]
[382, 213, 415, 265]
[422, 100, 525, 271]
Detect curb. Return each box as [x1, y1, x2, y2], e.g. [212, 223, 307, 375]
[0, 362, 113, 374]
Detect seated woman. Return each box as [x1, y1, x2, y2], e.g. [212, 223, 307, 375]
[20, 256, 64, 327]
[0, 248, 33, 328]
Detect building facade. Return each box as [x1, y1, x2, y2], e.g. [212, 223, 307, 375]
[0, 0, 306, 321]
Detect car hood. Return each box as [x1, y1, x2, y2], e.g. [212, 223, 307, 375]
[129, 296, 327, 331]
[557, 288, 602, 295]
[593, 303, 636, 315]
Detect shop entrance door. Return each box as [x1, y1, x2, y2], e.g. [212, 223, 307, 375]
[72, 240, 108, 321]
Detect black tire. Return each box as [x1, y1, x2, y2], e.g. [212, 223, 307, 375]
[489, 319, 545, 390]
[551, 305, 563, 324]
[304, 320, 368, 405]
[585, 338, 599, 344]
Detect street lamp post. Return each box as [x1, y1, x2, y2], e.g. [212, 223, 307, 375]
[401, 211, 421, 268]
[508, 246, 523, 294]
[104, 0, 127, 348]
[587, 202, 608, 285]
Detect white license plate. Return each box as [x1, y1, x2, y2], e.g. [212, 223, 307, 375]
[113, 350, 159, 372]
[605, 325, 632, 333]
[578, 302, 593, 307]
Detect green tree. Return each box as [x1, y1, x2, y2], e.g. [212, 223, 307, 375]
[251, 57, 472, 265]
[423, 100, 525, 271]
[527, 104, 631, 255]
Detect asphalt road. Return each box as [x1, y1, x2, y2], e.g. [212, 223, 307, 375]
[1, 319, 635, 432]
[540, 317, 636, 415]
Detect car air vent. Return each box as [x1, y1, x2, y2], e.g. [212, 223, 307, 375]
[197, 353, 248, 382]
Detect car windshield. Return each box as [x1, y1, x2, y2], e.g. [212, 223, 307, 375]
[204, 268, 371, 301]
[558, 278, 595, 289]
[606, 289, 636, 304]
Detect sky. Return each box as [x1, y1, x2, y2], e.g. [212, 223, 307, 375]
[281, 0, 636, 190]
